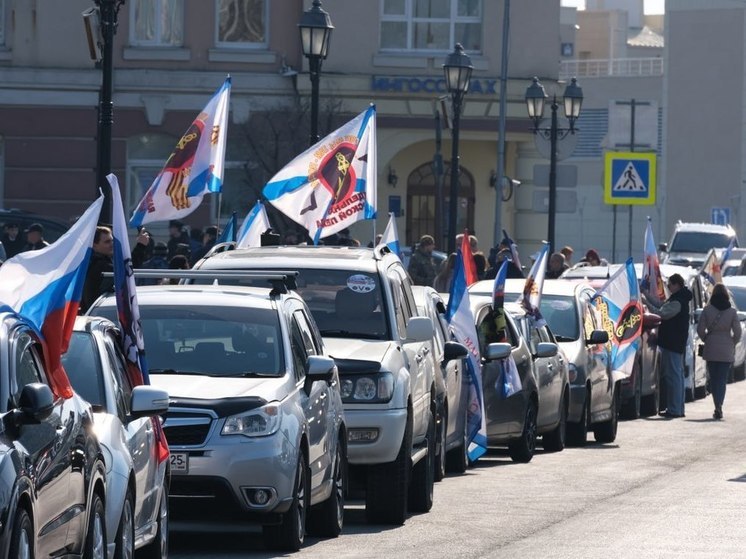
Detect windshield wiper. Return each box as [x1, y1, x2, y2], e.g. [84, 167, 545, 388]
[149, 368, 205, 376]
[553, 335, 578, 342]
[319, 329, 382, 340]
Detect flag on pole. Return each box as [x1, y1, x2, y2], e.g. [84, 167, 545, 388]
[641, 218, 666, 307]
[489, 259, 522, 398]
[379, 213, 402, 260]
[109, 174, 170, 464]
[130, 77, 231, 227]
[460, 230, 478, 286]
[217, 211, 237, 244]
[519, 241, 549, 327]
[592, 257, 643, 382]
[236, 201, 271, 248]
[721, 237, 736, 269]
[263, 105, 377, 244]
[502, 228, 523, 271]
[446, 249, 487, 463]
[0, 196, 103, 398]
[701, 248, 724, 287]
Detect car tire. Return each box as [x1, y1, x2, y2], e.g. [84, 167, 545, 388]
[694, 382, 708, 400]
[409, 410, 435, 513]
[640, 367, 660, 417]
[445, 410, 469, 474]
[434, 405, 447, 482]
[8, 507, 33, 559]
[307, 438, 346, 538]
[508, 399, 537, 463]
[264, 452, 309, 551]
[734, 362, 746, 382]
[114, 490, 135, 559]
[621, 364, 642, 420]
[85, 491, 107, 559]
[594, 385, 620, 444]
[566, 387, 590, 447]
[543, 393, 567, 452]
[139, 483, 169, 559]
[365, 413, 411, 525]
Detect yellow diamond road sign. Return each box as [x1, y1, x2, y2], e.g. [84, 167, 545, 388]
[604, 151, 656, 206]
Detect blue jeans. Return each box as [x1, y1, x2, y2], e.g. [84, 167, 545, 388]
[708, 361, 731, 409]
[661, 348, 685, 416]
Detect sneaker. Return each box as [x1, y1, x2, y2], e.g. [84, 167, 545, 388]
[713, 408, 723, 420]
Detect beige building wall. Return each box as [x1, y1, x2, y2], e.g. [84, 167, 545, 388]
[576, 10, 628, 60]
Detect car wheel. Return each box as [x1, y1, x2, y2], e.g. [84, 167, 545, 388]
[734, 362, 746, 382]
[694, 381, 708, 400]
[508, 399, 537, 463]
[263, 451, 309, 551]
[543, 393, 567, 452]
[114, 491, 135, 559]
[9, 507, 33, 559]
[85, 491, 107, 559]
[621, 364, 642, 420]
[445, 408, 469, 474]
[409, 410, 435, 513]
[567, 387, 590, 447]
[640, 366, 660, 417]
[594, 385, 620, 444]
[139, 483, 169, 559]
[434, 405, 447, 482]
[365, 413, 411, 525]
[307, 437, 346, 538]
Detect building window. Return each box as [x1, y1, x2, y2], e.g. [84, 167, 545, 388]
[380, 0, 482, 53]
[130, 0, 184, 46]
[216, 0, 267, 48]
[0, 0, 6, 46]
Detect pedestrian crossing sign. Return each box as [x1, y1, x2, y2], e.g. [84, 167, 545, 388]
[604, 151, 656, 206]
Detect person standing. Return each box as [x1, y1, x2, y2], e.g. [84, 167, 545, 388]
[408, 235, 437, 286]
[545, 252, 569, 279]
[1, 222, 26, 258]
[697, 283, 742, 420]
[644, 273, 692, 418]
[24, 223, 50, 251]
[191, 226, 218, 264]
[167, 220, 190, 259]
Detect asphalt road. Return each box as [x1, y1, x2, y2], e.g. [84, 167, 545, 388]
[171, 380, 746, 558]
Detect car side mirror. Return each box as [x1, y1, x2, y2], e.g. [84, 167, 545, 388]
[405, 316, 433, 343]
[643, 312, 661, 329]
[17, 383, 54, 424]
[130, 386, 170, 420]
[586, 329, 609, 345]
[658, 242, 668, 252]
[535, 342, 558, 359]
[304, 355, 335, 394]
[443, 341, 468, 362]
[485, 342, 512, 361]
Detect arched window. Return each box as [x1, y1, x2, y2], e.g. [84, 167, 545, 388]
[406, 161, 474, 246]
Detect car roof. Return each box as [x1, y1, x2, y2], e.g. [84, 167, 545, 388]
[93, 285, 282, 311]
[673, 222, 736, 235]
[470, 278, 587, 297]
[722, 276, 746, 288]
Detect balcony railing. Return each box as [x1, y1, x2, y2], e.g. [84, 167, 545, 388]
[559, 57, 664, 79]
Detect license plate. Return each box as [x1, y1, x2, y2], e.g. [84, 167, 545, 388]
[169, 452, 189, 473]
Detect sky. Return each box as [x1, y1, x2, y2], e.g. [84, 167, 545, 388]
[560, 0, 665, 14]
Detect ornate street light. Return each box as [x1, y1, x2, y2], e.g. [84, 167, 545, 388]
[299, 0, 334, 146]
[443, 43, 473, 255]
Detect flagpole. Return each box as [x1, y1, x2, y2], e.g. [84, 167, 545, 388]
[216, 192, 223, 233]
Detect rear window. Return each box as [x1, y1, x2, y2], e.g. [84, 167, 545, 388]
[670, 232, 735, 253]
[62, 332, 107, 409]
[94, 305, 284, 377]
[728, 287, 746, 312]
[539, 295, 580, 341]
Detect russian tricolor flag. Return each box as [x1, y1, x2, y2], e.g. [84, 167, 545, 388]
[0, 196, 103, 398]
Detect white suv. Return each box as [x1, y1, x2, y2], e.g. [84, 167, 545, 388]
[660, 222, 738, 268]
[193, 246, 437, 525]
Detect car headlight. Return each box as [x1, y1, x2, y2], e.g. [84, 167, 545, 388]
[222, 403, 281, 437]
[340, 372, 394, 403]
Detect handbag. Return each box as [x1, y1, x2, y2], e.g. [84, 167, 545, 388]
[698, 311, 723, 358]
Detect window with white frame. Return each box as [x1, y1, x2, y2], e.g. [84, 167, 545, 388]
[216, 0, 267, 48]
[380, 0, 482, 53]
[130, 0, 184, 47]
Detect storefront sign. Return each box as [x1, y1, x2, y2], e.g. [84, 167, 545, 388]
[371, 76, 498, 96]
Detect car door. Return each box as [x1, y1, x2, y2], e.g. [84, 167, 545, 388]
[11, 329, 73, 556]
[523, 319, 555, 430]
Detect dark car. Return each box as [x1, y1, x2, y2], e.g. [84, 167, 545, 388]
[0, 209, 71, 244]
[0, 311, 107, 558]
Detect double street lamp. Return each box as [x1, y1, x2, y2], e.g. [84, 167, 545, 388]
[443, 43, 473, 255]
[299, 0, 334, 147]
[525, 76, 583, 251]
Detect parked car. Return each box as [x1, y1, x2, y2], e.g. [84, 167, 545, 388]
[469, 280, 621, 443]
[659, 221, 738, 268]
[0, 208, 71, 243]
[61, 316, 170, 559]
[0, 311, 107, 558]
[89, 278, 347, 551]
[192, 246, 437, 526]
[412, 286, 470, 478]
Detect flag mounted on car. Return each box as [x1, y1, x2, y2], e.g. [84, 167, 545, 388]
[641, 218, 666, 307]
[236, 201, 271, 248]
[520, 241, 549, 327]
[217, 211, 237, 244]
[263, 105, 377, 244]
[379, 213, 402, 260]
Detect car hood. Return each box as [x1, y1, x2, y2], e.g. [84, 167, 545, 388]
[151, 374, 286, 402]
[324, 338, 391, 366]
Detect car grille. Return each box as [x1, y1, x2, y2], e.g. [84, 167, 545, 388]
[163, 410, 214, 447]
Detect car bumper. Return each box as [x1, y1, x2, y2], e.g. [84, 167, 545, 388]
[344, 407, 407, 465]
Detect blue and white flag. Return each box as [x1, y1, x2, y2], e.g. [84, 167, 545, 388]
[446, 249, 487, 463]
[263, 106, 377, 244]
[519, 241, 549, 327]
[131, 77, 231, 227]
[236, 201, 271, 249]
[490, 260, 522, 398]
[593, 257, 642, 382]
[379, 212, 402, 260]
[217, 212, 237, 244]
[641, 218, 666, 307]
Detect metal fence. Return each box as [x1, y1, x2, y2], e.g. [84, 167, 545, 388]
[559, 58, 664, 79]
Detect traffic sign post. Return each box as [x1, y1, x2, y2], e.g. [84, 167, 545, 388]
[711, 207, 730, 226]
[604, 151, 657, 206]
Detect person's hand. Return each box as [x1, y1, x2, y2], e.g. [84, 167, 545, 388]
[136, 230, 150, 246]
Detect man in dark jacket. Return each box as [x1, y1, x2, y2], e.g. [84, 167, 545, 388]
[644, 273, 692, 418]
[191, 226, 218, 264]
[1, 222, 26, 258]
[408, 235, 437, 286]
[24, 223, 50, 251]
[167, 220, 190, 259]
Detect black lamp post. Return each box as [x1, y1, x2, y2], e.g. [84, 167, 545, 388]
[299, 0, 334, 147]
[443, 43, 473, 255]
[525, 76, 583, 251]
[93, 0, 124, 223]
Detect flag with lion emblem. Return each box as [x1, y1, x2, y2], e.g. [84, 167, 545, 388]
[130, 77, 231, 227]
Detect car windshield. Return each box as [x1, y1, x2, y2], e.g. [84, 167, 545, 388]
[728, 287, 746, 311]
[502, 293, 579, 341]
[670, 232, 734, 253]
[94, 305, 285, 377]
[62, 332, 106, 409]
[196, 269, 390, 340]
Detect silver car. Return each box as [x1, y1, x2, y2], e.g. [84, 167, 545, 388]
[88, 279, 346, 552]
[62, 316, 170, 559]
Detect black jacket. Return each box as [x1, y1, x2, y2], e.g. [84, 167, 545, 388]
[1, 234, 25, 258]
[658, 287, 692, 353]
[81, 244, 148, 312]
[485, 261, 524, 280]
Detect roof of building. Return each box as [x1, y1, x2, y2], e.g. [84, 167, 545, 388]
[627, 25, 664, 49]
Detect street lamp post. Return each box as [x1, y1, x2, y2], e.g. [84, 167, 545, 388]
[525, 77, 583, 251]
[443, 44, 473, 255]
[299, 0, 334, 147]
